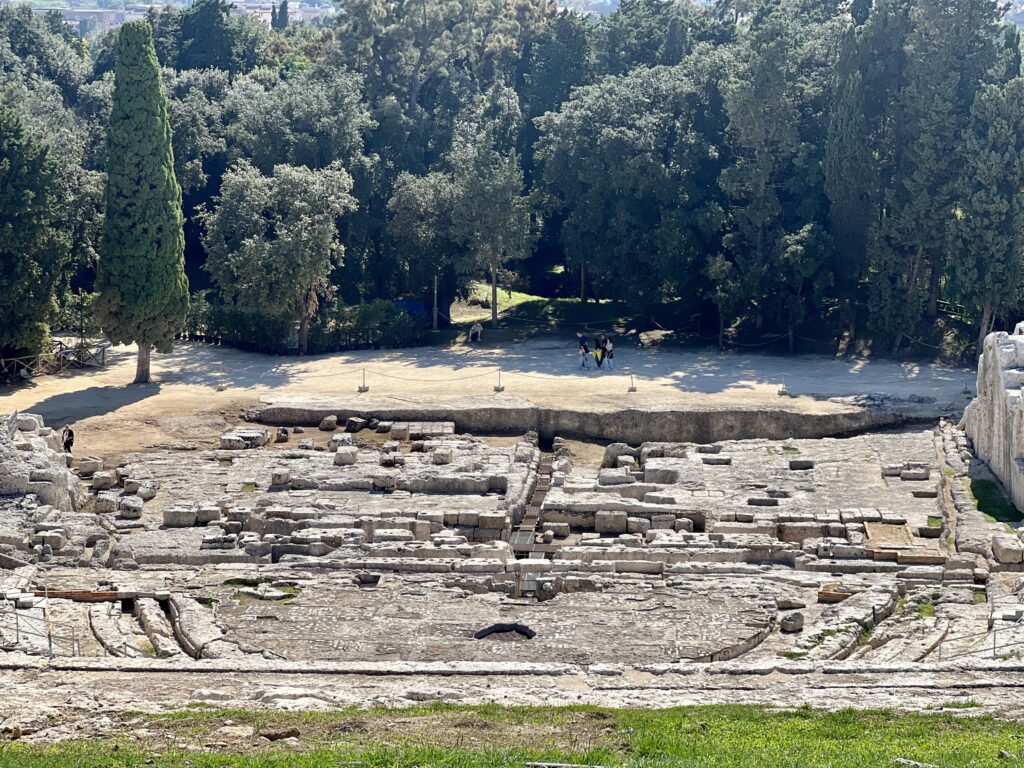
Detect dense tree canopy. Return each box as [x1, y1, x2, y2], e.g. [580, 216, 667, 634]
[4, 0, 1024, 361]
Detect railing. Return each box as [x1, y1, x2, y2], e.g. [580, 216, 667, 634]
[932, 594, 1024, 661]
[0, 597, 82, 658]
[0, 339, 108, 385]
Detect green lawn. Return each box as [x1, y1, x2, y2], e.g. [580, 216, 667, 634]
[2, 704, 1024, 767]
[968, 478, 1023, 523]
[449, 282, 637, 330]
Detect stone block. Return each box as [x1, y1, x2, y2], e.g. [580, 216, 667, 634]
[627, 517, 650, 535]
[900, 468, 931, 481]
[457, 511, 480, 527]
[123, 478, 142, 495]
[432, 448, 453, 465]
[346, 417, 368, 432]
[138, 482, 159, 501]
[297, 438, 315, 450]
[118, 496, 144, 519]
[271, 469, 291, 486]
[598, 468, 634, 486]
[477, 512, 506, 529]
[77, 457, 103, 476]
[197, 505, 222, 524]
[595, 510, 628, 534]
[164, 507, 197, 528]
[94, 491, 118, 514]
[334, 447, 358, 466]
[993, 535, 1024, 564]
[319, 415, 338, 431]
[542, 522, 570, 538]
[780, 612, 804, 633]
[91, 471, 119, 491]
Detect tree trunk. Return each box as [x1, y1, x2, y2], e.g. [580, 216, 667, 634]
[891, 331, 903, 356]
[978, 301, 993, 355]
[134, 343, 151, 384]
[298, 314, 309, 355]
[927, 263, 940, 319]
[580, 262, 587, 303]
[788, 325, 794, 354]
[718, 310, 725, 351]
[491, 262, 498, 329]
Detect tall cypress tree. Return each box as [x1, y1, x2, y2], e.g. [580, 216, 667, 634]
[277, 0, 288, 29]
[95, 21, 187, 384]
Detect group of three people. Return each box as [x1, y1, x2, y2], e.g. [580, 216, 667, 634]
[576, 331, 614, 370]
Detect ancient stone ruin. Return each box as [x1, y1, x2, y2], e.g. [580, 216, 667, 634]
[2, 382, 1024, 713]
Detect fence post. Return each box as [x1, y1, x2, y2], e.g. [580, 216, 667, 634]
[628, 372, 637, 393]
[494, 369, 504, 393]
[358, 368, 369, 393]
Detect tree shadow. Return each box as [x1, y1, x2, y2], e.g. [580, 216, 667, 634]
[23, 383, 163, 425]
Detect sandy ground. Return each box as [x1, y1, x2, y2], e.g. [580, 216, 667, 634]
[0, 337, 975, 463]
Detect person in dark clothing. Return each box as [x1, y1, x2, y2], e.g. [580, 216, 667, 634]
[61, 425, 74, 454]
[576, 331, 590, 369]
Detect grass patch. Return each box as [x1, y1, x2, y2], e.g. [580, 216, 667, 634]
[941, 700, 982, 709]
[918, 602, 936, 618]
[241, 482, 256, 493]
[927, 515, 942, 529]
[3, 705, 1024, 767]
[968, 478, 1022, 523]
[975, 591, 988, 604]
[450, 282, 635, 330]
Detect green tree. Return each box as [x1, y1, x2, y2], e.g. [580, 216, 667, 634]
[0, 107, 70, 356]
[275, 0, 289, 30]
[948, 78, 1024, 351]
[203, 161, 356, 353]
[178, 0, 234, 72]
[95, 21, 188, 384]
[867, 0, 1000, 350]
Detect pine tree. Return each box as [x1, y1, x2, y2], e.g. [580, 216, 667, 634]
[948, 78, 1024, 351]
[876, 0, 999, 350]
[270, 3, 278, 29]
[277, 0, 288, 29]
[95, 21, 188, 384]
[0, 107, 69, 357]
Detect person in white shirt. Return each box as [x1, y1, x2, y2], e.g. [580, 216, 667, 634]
[604, 338, 614, 370]
[469, 322, 483, 342]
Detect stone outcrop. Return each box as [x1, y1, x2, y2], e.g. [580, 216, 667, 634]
[965, 332, 1024, 513]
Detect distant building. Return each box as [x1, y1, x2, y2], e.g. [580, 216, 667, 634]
[32, 0, 333, 35]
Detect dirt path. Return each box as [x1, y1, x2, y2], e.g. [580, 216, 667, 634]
[0, 339, 973, 463]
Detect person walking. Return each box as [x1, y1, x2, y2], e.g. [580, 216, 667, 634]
[604, 337, 614, 371]
[594, 335, 606, 369]
[576, 330, 590, 369]
[61, 425, 75, 454]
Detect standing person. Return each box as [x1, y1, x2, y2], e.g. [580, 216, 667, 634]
[61, 425, 75, 454]
[576, 330, 590, 369]
[594, 335, 605, 369]
[604, 336, 614, 370]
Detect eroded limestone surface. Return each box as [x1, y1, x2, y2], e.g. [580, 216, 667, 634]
[3, 406, 1024, 721]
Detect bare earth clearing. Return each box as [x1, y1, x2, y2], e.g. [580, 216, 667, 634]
[0, 338, 973, 463]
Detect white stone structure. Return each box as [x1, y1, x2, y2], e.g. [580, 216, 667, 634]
[964, 332, 1024, 512]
